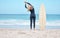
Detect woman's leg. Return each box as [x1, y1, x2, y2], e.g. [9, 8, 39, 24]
[33, 17, 35, 30]
[30, 17, 32, 29]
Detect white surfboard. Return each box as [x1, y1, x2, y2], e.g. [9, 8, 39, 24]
[39, 3, 46, 30]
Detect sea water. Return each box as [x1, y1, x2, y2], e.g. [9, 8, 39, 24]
[0, 14, 60, 29]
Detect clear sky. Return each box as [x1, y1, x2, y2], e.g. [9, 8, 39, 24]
[0, 0, 60, 14]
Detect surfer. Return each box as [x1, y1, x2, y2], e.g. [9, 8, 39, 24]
[24, 1, 36, 30]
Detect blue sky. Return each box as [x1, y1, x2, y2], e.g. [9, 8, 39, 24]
[0, 0, 60, 14]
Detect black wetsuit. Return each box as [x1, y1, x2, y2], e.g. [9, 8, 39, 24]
[25, 2, 36, 29]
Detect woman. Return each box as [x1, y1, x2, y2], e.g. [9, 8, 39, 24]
[24, 1, 36, 30]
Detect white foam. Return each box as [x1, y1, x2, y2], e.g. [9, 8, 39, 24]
[46, 20, 60, 26]
[0, 20, 60, 26]
[0, 20, 39, 25]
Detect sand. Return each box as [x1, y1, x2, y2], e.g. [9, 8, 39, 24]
[0, 29, 60, 38]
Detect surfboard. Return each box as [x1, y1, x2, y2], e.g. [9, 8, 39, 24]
[39, 3, 46, 30]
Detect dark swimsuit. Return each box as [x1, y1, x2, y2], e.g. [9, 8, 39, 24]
[25, 2, 36, 29]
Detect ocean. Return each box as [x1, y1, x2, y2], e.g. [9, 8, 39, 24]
[0, 14, 60, 29]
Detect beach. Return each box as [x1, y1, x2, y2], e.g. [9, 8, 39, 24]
[0, 0, 60, 38]
[0, 14, 60, 38]
[0, 29, 60, 38]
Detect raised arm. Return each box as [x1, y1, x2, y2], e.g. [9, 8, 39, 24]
[24, 1, 33, 10]
[24, 2, 32, 6]
[25, 4, 27, 8]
